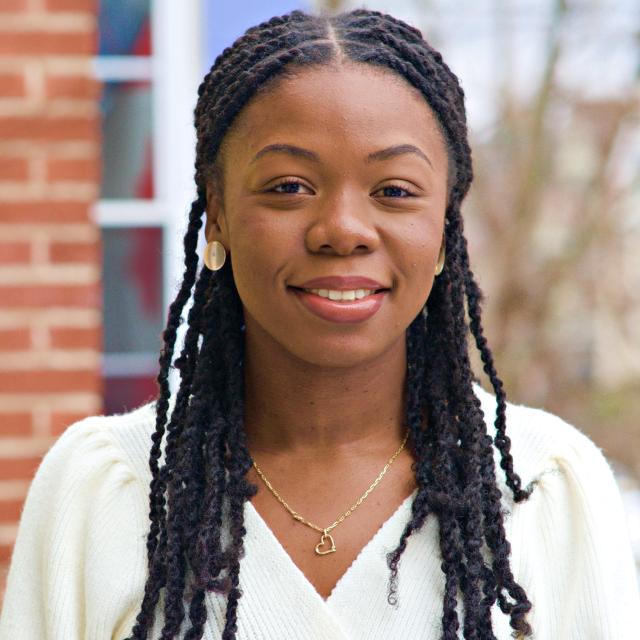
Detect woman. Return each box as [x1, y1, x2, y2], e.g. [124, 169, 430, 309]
[1, 8, 638, 640]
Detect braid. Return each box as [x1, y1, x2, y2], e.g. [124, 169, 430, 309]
[148, 192, 205, 560]
[462, 250, 531, 503]
[130, 192, 206, 636]
[444, 213, 494, 640]
[127, 9, 533, 639]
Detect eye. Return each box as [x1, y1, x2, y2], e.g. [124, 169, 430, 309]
[269, 179, 313, 195]
[373, 184, 416, 198]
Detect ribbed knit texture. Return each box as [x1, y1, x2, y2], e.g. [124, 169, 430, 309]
[1, 383, 638, 639]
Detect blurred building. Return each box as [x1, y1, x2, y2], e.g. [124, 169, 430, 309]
[0, 0, 310, 601]
[0, 0, 103, 597]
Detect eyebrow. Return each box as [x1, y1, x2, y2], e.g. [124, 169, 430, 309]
[250, 144, 319, 164]
[366, 143, 433, 168]
[250, 143, 433, 168]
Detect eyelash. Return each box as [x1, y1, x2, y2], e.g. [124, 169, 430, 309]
[377, 185, 415, 198]
[269, 179, 416, 198]
[270, 179, 309, 195]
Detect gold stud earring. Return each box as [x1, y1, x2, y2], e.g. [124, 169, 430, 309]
[204, 240, 227, 271]
[434, 241, 446, 276]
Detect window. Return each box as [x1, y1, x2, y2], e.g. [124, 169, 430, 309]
[94, 1, 201, 414]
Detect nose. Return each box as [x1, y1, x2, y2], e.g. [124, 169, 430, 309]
[305, 189, 380, 256]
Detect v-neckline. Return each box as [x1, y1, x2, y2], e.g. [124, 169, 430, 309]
[244, 487, 418, 606]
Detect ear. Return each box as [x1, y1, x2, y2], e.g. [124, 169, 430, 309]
[204, 181, 229, 245]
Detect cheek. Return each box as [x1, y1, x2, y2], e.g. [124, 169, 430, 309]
[226, 212, 297, 303]
[228, 220, 270, 292]
[388, 217, 444, 318]
[396, 218, 443, 279]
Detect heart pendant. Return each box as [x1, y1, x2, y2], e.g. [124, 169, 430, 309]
[315, 531, 336, 555]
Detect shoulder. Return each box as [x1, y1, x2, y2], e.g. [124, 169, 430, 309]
[471, 381, 616, 501]
[0, 399, 169, 639]
[37, 394, 168, 495]
[471, 384, 640, 635]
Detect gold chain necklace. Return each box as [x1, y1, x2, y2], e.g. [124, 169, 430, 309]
[251, 430, 410, 556]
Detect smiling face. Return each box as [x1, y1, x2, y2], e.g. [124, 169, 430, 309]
[205, 63, 450, 368]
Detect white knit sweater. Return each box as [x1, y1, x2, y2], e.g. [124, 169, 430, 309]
[1, 383, 638, 639]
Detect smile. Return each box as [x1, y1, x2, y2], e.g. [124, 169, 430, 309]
[303, 288, 377, 301]
[288, 286, 388, 323]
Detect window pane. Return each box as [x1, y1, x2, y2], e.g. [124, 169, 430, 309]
[105, 375, 157, 415]
[100, 81, 154, 199]
[102, 227, 164, 353]
[99, 0, 152, 56]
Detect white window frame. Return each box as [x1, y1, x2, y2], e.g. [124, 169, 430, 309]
[91, 1, 203, 396]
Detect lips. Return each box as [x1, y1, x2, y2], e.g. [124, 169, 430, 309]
[292, 275, 389, 291]
[286, 275, 391, 323]
[287, 286, 388, 324]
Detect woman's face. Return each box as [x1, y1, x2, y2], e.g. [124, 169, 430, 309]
[206, 63, 449, 368]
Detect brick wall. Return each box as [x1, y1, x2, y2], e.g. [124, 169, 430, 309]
[0, 0, 102, 601]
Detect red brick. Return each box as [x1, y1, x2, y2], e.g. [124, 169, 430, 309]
[0, 157, 29, 182]
[0, 546, 13, 564]
[49, 325, 101, 348]
[0, 114, 97, 141]
[0, 327, 30, 350]
[50, 411, 89, 436]
[0, 283, 100, 308]
[45, 74, 100, 100]
[45, 0, 98, 11]
[49, 240, 99, 263]
[0, 412, 32, 437]
[0, 499, 24, 523]
[0, 202, 90, 223]
[0, 369, 99, 393]
[0, 72, 26, 98]
[0, 0, 29, 10]
[0, 456, 41, 481]
[46, 157, 99, 182]
[0, 242, 30, 264]
[0, 29, 97, 56]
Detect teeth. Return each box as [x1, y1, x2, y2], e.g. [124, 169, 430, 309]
[305, 288, 375, 301]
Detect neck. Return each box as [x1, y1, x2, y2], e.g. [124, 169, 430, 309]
[243, 324, 407, 457]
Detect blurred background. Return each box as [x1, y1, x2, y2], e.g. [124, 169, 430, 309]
[0, 0, 638, 600]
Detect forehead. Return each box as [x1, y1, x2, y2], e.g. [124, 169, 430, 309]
[220, 62, 447, 166]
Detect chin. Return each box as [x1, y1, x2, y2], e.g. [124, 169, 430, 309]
[283, 333, 401, 370]
[243, 307, 405, 369]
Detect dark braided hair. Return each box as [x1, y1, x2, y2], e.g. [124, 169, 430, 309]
[126, 9, 534, 639]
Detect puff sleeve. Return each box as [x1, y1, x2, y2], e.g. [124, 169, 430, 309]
[507, 414, 640, 640]
[0, 416, 150, 640]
